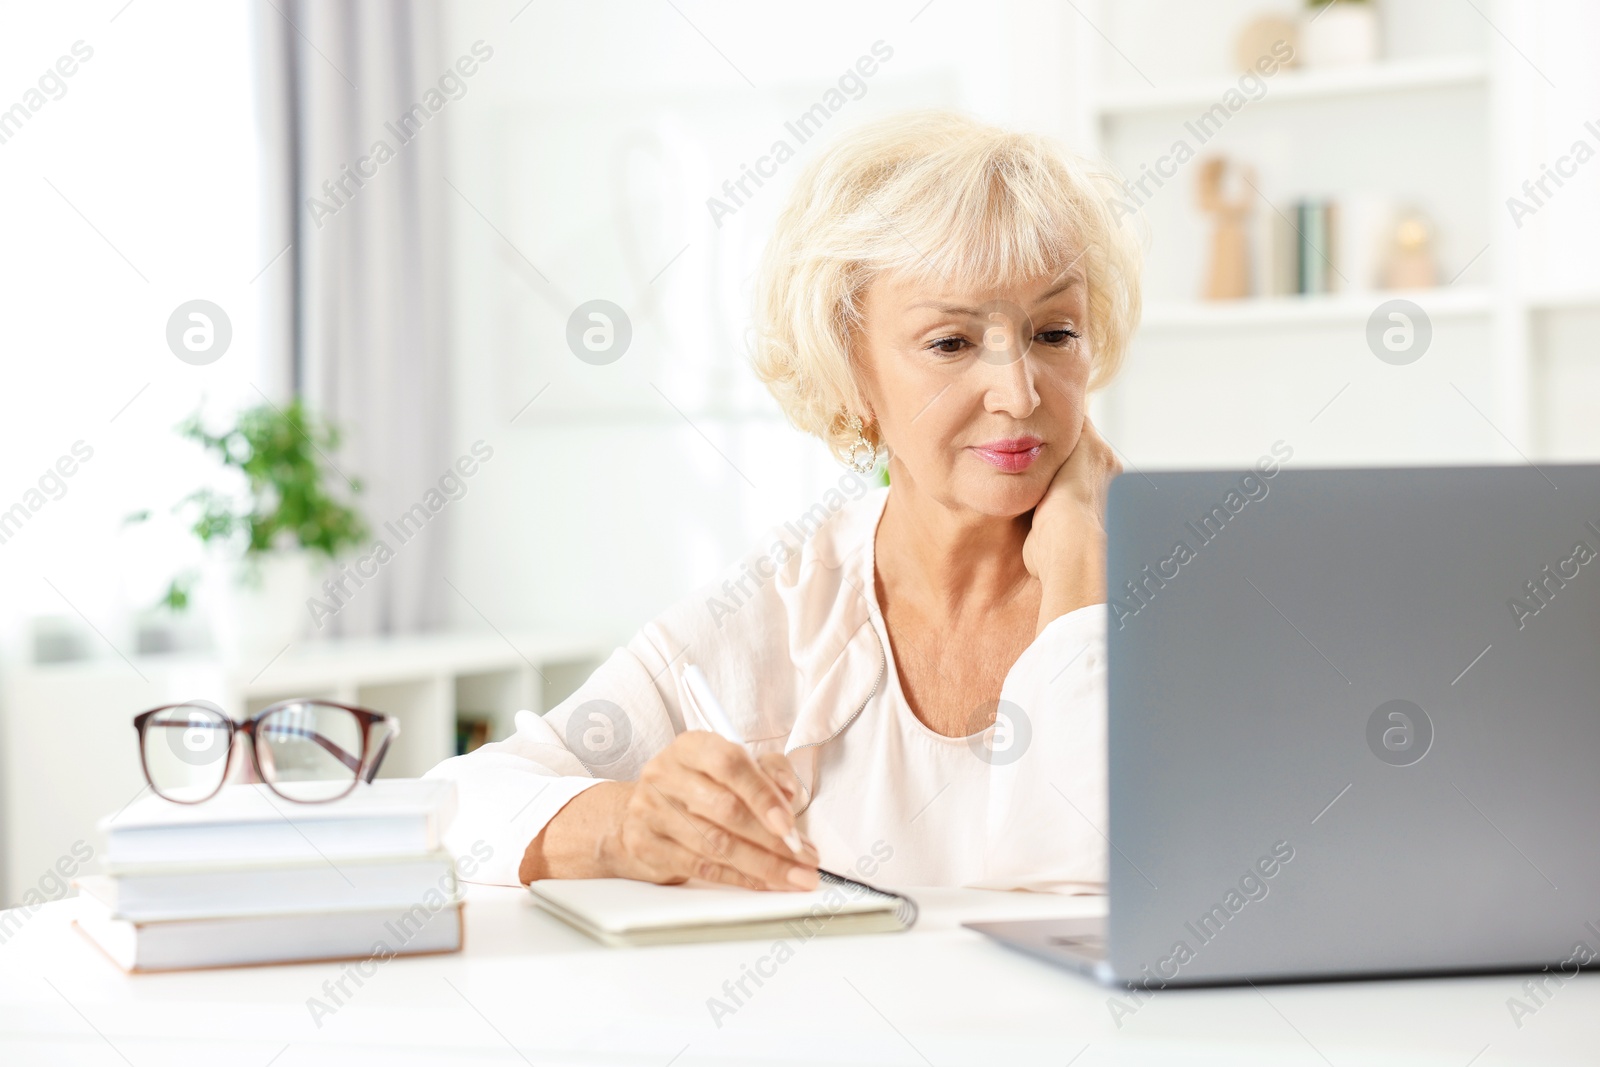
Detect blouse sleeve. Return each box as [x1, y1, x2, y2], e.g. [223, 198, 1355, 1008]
[421, 515, 807, 887]
[423, 624, 691, 887]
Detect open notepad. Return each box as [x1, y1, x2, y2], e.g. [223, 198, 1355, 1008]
[529, 870, 919, 947]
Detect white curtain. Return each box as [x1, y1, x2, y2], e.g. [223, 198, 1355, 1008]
[256, 0, 453, 637]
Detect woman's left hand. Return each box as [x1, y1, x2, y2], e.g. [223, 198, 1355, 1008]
[1022, 415, 1122, 633]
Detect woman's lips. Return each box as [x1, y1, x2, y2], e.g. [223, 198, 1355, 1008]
[968, 437, 1043, 473]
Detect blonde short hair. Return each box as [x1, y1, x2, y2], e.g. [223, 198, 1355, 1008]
[752, 109, 1143, 465]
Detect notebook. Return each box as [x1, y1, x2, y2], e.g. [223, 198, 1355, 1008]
[528, 870, 918, 947]
[100, 780, 456, 866]
[72, 897, 463, 973]
[76, 851, 459, 921]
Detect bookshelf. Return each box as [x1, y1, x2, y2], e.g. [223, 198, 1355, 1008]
[1094, 52, 1489, 116]
[1139, 286, 1493, 331]
[1074, 0, 1592, 467]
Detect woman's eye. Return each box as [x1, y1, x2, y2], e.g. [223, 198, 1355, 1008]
[926, 328, 1078, 355]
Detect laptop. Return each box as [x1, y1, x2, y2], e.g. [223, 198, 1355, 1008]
[967, 463, 1600, 987]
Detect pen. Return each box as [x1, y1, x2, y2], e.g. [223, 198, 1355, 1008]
[682, 663, 806, 855]
[682, 663, 911, 917]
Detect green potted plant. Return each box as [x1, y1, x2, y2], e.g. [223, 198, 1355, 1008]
[133, 398, 368, 659]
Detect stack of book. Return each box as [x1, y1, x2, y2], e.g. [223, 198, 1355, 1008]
[74, 779, 463, 972]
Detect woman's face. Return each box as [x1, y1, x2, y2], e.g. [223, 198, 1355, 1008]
[854, 267, 1094, 518]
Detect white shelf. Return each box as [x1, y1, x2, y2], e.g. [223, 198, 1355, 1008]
[1097, 55, 1489, 119]
[234, 630, 608, 696]
[1527, 289, 1600, 313]
[1138, 287, 1492, 331]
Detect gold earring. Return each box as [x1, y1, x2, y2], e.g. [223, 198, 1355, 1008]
[844, 412, 877, 474]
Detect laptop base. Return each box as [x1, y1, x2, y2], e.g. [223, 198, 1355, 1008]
[963, 916, 1116, 985]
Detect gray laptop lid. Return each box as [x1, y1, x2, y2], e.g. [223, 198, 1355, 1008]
[1104, 463, 1600, 986]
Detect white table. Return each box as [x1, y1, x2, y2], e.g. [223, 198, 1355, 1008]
[1, 884, 1595, 1065]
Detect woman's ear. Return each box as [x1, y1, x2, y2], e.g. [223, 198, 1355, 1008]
[870, 417, 887, 453]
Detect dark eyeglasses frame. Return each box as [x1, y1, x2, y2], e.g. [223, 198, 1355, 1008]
[133, 698, 400, 805]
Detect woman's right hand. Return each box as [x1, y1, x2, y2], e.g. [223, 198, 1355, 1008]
[519, 732, 819, 890]
[600, 731, 819, 891]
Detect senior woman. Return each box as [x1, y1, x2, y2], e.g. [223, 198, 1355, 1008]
[426, 109, 1141, 895]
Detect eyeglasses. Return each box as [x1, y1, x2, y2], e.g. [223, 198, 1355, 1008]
[133, 699, 400, 804]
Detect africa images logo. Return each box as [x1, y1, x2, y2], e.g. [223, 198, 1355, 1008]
[1366, 700, 1432, 767]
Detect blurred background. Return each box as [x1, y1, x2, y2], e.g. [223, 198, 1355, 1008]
[2, 0, 1597, 906]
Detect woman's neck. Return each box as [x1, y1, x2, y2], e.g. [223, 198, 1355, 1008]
[874, 478, 1034, 619]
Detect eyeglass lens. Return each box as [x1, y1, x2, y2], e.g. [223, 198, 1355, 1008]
[140, 702, 233, 803]
[257, 701, 365, 801]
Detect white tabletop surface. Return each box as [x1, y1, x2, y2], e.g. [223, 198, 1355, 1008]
[1, 883, 1596, 1066]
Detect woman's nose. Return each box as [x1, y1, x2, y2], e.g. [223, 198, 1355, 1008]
[983, 349, 1041, 418]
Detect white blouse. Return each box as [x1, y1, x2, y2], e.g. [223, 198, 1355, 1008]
[800, 566, 1106, 890]
[425, 486, 1108, 894]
